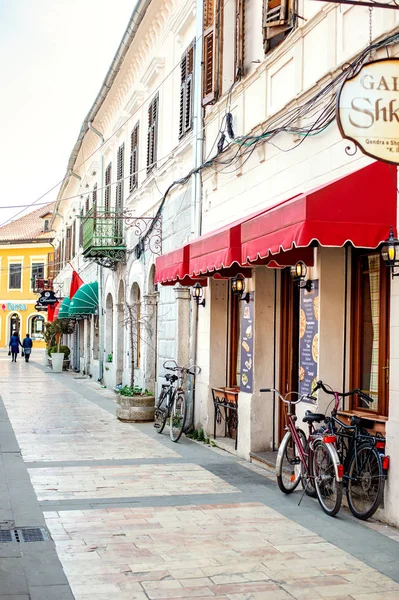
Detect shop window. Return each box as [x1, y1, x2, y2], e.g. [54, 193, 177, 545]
[351, 252, 390, 416]
[9, 263, 22, 289]
[30, 315, 45, 340]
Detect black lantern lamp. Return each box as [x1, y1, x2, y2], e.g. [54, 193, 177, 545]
[231, 274, 250, 303]
[290, 261, 312, 292]
[192, 282, 205, 307]
[381, 226, 399, 277]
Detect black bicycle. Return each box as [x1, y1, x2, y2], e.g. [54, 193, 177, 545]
[311, 380, 390, 520]
[154, 360, 201, 442]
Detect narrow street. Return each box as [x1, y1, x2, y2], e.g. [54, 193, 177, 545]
[1, 354, 398, 600]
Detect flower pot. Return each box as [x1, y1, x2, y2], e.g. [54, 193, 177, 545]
[51, 352, 65, 373]
[116, 393, 155, 422]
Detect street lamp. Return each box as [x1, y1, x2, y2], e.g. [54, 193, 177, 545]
[231, 274, 250, 303]
[290, 261, 312, 292]
[192, 282, 205, 307]
[381, 226, 399, 278]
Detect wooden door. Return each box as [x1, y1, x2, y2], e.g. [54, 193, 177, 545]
[351, 251, 390, 416]
[279, 269, 300, 441]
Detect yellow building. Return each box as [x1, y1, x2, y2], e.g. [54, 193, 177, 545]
[0, 203, 55, 348]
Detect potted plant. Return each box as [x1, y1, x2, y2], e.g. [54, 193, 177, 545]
[116, 385, 155, 422]
[45, 319, 74, 373]
[48, 345, 71, 371]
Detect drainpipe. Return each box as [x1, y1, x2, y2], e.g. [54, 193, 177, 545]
[187, 1, 204, 429]
[88, 122, 105, 382]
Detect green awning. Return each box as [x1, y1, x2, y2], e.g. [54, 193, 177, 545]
[58, 297, 71, 319]
[68, 282, 98, 317]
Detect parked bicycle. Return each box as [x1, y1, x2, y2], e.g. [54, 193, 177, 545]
[260, 388, 343, 517]
[154, 360, 201, 442]
[311, 380, 390, 520]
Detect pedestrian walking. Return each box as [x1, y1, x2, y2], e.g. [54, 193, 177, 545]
[9, 332, 22, 362]
[22, 333, 33, 363]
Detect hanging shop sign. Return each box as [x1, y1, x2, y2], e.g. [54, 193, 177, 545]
[299, 280, 319, 401]
[337, 58, 399, 164]
[240, 292, 254, 393]
[37, 290, 58, 306]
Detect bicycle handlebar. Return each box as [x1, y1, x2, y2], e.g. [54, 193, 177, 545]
[259, 388, 317, 405]
[163, 360, 201, 376]
[312, 380, 373, 405]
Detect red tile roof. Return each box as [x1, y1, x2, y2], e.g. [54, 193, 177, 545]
[0, 203, 55, 243]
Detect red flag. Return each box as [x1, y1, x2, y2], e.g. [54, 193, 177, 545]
[70, 270, 84, 299]
[47, 302, 58, 323]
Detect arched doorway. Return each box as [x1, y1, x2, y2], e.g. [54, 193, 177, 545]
[116, 281, 125, 385]
[10, 313, 21, 337]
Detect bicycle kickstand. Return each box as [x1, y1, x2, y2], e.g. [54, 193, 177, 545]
[297, 481, 308, 507]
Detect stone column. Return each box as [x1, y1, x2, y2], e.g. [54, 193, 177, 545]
[142, 293, 158, 394]
[174, 286, 191, 370]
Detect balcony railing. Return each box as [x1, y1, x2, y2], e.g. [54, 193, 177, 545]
[81, 207, 126, 269]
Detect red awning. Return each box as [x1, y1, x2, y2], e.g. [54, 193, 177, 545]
[241, 162, 396, 264]
[189, 223, 242, 276]
[155, 162, 396, 286]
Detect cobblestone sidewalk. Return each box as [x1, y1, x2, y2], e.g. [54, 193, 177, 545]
[0, 357, 398, 600]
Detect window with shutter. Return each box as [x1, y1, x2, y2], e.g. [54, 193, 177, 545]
[262, 0, 296, 52]
[65, 227, 72, 262]
[104, 163, 112, 212]
[79, 209, 84, 248]
[92, 183, 97, 206]
[179, 43, 195, 139]
[116, 144, 124, 212]
[71, 220, 76, 258]
[130, 123, 139, 192]
[47, 252, 55, 279]
[202, 0, 223, 106]
[147, 95, 159, 174]
[234, 0, 245, 81]
[85, 195, 90, 214]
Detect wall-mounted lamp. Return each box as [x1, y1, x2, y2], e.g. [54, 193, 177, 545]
[192, 282, 205, 307]
[290, 261, 313, 292]
[381, 226, 399, 278]
[231, 274, 250, 303]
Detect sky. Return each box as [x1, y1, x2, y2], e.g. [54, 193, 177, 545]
[0, 0, 134, 226]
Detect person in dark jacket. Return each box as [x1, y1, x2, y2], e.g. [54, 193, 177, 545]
[9, 333, 22, 362]
[22, 333, 33, 363]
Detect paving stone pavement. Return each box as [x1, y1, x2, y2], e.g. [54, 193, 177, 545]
[0, 356, 398, 600]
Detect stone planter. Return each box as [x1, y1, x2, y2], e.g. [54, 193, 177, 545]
[116, 393, 155, 422]
[51, 352, 64, 373]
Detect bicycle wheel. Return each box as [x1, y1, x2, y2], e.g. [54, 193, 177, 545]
[347, 443, 384, 520]
[154, 388, 168, 434]
[170, 391, 187, 442]
[276, 429, 306, 494]
[313, 439, 342, 517]
[301, 439, 317, 498]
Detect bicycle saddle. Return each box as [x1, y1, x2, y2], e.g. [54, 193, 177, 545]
[303, 411, 325, 424]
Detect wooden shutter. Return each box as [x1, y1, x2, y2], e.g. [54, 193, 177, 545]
[65, 227, 72, 261]
[85, 195, 90, 214]
[47, 252, 55, 279]
[92, 183, 97, 206]
[179, 43, 195, 139]
[262, 0, 294, 49]
[71, 220, 76, 258]
[202, 0, 223, 106]
[130, 123, 139, 191]
[234, 0, 245, 80]
[104, 163, 111, 211]
[79, 209, 84, 247]
[116, 143, 124, 211]
[147, 95, 159, 173]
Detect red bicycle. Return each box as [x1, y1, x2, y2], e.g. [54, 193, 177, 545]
[260, 388, 344, 517]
